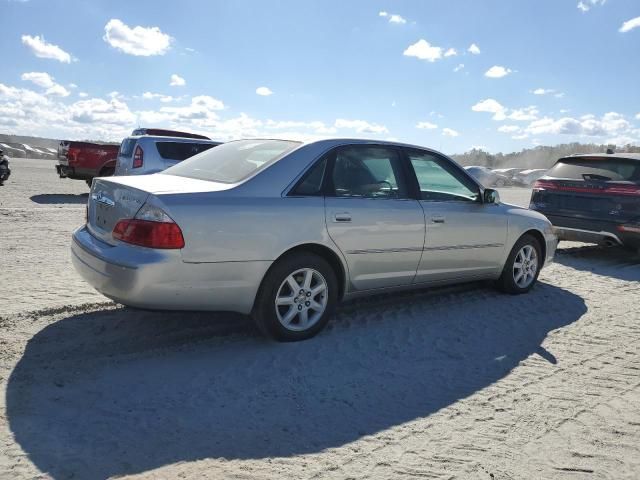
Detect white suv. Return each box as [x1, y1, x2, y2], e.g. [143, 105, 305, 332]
[114, 128, 221, 176]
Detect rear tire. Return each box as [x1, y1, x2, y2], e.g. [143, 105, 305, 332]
[252, 252, 338, 341]
[497, 234, 542, 294]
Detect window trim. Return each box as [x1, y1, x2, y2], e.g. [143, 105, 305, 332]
[401, 147, 483, 203]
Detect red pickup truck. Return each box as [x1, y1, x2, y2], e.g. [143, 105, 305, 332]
[56, 140, 120, 186]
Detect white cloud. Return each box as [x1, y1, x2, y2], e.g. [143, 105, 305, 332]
[335, 118, 388, 134]
[619, 16, 640, 33]
[533, 88, 552, 95]
[103, 19, 172, 56]
[70, 97, 136, 125]
[471, 98, 507, 120]
[169, 74, 186, 86]
[416, 121, 438, 130]
[442, 128, 460, 137]
[379, 11, 406, 24]
[467, 43, 481, 55]
[578, 0, 606, 13]
[444, 48, 457, 57]
[485, 65, 513, 78]
[265, 120, 336, 135]
[78, 92, 88, 98]
[636, 113, 640, 119]
[45, 84, 71, 97]
[21, 72, 55, 88]
[471, 99, 539, 122]
[256, 86, 273, 96]
[453, 63, 464, 72]
[21, 35, 72, 63]
[403, 39, 443, 62]
[508, 106, 539, 121]
[21, 72, 70, 97]
[142, 92, 175, 103]
[498, 125, 521, 133]
[525, 112, 634, 140]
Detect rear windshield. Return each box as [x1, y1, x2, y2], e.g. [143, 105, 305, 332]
[162, 139, 301, 183]
[547, 158, 640, 182]
[155, 142, 218, 161]
[119, 138, 136, 157]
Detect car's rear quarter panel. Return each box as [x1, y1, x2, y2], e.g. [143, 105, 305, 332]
[159, 194, 335, 264]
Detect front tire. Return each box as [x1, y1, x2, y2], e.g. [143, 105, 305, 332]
[497, 234, 542, 294]
[252, 253, 338, 341]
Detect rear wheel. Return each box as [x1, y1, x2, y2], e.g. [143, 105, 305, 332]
[497, 234, 542, 294]
[252, 253, 338, 341]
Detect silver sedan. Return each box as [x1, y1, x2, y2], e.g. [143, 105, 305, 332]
[72, 139, 557, 341]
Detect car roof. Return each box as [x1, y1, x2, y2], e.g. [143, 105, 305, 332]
[127, 136, 221, 143]
[564, 153, 640, 162]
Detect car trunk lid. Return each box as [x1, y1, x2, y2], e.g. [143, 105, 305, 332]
[87, 174, 234, 245]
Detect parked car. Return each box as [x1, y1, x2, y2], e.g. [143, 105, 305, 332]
[492, 168, 523, 183]
[529, 153, 640, 250]
[72, 139, 557, 341]
[56, 141, 120, 186]
[464, 166, 510, 187]
[513, 169, 547, 186]
[114, 129, 221, 176]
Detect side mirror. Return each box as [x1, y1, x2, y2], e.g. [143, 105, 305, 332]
[483, 188, 500, 204]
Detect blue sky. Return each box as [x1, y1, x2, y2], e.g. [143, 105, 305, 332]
[1, 0, 639, 153]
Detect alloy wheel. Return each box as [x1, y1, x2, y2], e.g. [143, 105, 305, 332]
[275, 268, 328, 331]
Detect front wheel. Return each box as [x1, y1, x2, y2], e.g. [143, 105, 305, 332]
[497, 234, 542, 294]
[252, 253, 338, 341]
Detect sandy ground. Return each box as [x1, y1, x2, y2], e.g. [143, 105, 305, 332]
[1, 158, 639, 479]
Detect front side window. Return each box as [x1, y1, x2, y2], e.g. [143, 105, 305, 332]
[409, 152, 479, 202]
[163, 139, 301, 183]
[330, 146, 407, 198]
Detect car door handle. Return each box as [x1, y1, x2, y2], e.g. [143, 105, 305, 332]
[334, 212, 352, 222]
[431, 215, 445, 224]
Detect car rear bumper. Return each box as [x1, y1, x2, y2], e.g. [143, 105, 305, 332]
[71, 225, 271, 314]
[541, 213, 640, 248]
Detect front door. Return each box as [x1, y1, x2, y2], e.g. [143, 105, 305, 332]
[324, 145, 425, 291]
[406, 150, 508, 283]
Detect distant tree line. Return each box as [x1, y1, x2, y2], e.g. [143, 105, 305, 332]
[452, 143, 640, 170]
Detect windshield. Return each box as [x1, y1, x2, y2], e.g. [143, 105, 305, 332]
[547, 158, 640, 182]
[162, 139, 301, 183]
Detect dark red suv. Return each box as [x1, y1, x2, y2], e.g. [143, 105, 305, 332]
[529, 153, 640, 250]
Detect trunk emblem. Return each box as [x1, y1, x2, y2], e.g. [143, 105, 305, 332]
[92, 191, 115, 208]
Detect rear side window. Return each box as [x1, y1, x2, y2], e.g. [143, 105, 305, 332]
[547, 158, 640, 182]
[119, 138, 136, 157]
[155, 142, 218, 161]
[290, 157, 328, 196]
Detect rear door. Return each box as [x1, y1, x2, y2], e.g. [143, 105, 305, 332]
[406, 150, 508, 283]
[324, 145, 425, 291]
[531, 157, 640, 224]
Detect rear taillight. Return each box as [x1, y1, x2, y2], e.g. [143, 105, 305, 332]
[112, 204, 184, 249]
[532, 180, 554, 190]
[133, 145, 144, 168]
[617, 224, 640, 234]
